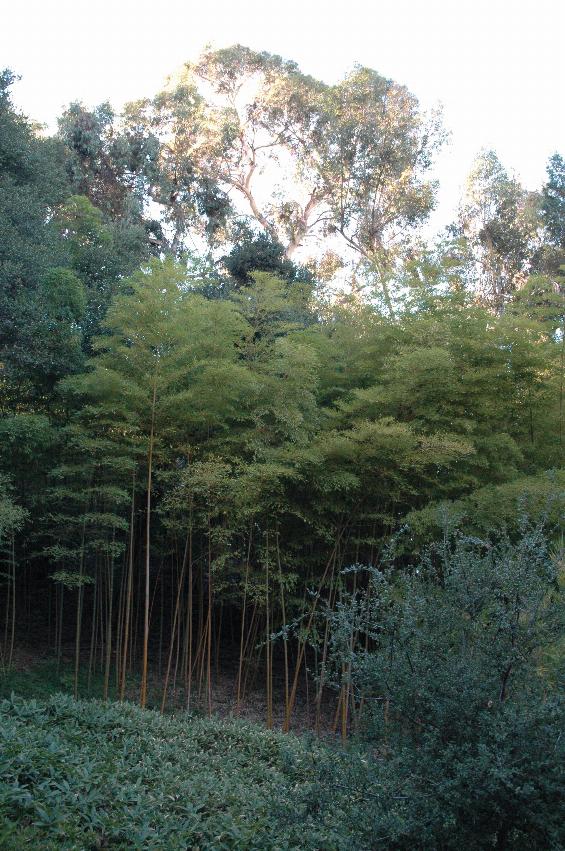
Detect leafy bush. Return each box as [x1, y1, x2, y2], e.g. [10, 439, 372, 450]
[322, 525, 565, 849]
[404, 469, 565, 547]
[0, 693, 369, 850]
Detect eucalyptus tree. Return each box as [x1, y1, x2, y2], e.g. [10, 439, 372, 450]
[125, 45, 443, 305]
[57, 100, 160, 225]
[533, 152, 565, 275]
[456, 151, 542, 310]
[290, 64, 444, 310]
[541, 153, 565, 250]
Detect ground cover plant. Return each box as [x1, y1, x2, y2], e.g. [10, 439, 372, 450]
[0, 692, 370, 850]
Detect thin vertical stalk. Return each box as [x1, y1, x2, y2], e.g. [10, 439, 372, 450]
[283, 529, 343, 732]
[103, 533, 115, 701]
[140, 375, 157, 709]
[8, 535, 16, 670]
[161, 533, 190, 713]
[275, 528, 289, 725]
[236, 524, 253, 715]
[74, 516, 87, 699]
[206, 511, 213, 718]
[185, 493, 194, 710]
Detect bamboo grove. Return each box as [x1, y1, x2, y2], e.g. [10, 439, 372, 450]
[0, 49, 564, 733]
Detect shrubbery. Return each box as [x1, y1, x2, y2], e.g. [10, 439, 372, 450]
[0, 693, 370, 850]
[320, 525, 565, 849]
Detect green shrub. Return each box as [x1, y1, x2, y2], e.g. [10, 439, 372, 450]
[404, 469, 565, 547]
[0, 693, 368, 850]
[322, 525, 565, 849]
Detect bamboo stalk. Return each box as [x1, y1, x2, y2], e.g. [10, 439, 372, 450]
[140, 375, 158, 709]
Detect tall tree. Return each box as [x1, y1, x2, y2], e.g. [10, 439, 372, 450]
[541, 153, 565, 250]
[125, 45, 443, 306]
[57, 100, 160, 226]
[456, 151, 541, 310]
[533, 152, 565, 275]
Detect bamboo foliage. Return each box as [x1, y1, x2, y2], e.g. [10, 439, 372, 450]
[1, 259, 562, 729]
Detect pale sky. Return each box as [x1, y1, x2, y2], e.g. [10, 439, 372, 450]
[2, 0, 563, 230]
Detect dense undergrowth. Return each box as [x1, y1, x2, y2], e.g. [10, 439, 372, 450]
[0, 693, 368, 850]
[1, 682, 563, 850]
[0, 663, 119, 705]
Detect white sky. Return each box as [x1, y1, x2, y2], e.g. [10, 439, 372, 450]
[2, 0, 563, 230]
